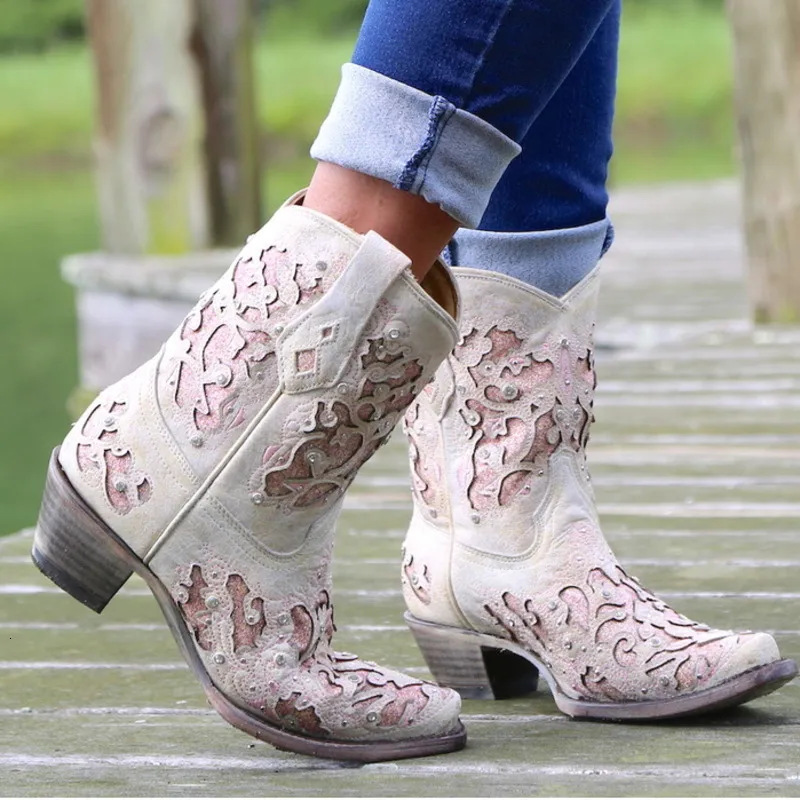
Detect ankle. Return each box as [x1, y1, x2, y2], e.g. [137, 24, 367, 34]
[305, 162, 460, 281]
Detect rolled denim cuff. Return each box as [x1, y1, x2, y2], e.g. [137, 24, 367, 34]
[311, 64, 521, 228]
[451, 218, 613, 298]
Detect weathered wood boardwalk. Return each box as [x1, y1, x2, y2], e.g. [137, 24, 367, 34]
[3, 181, 800, 796]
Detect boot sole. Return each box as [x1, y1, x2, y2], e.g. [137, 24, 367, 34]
[31, 449, 467, 762]
[406, 613, 798, 720]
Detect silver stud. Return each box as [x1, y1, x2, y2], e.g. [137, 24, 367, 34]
[471, 513, 481, 524]
[210, 571, 219, 579]
[277, 613, 290, 626]
[104, 415, 116, 428]
[190, 434, 203, 448]
[508, 620, 515, 627]
[538, 469, 544, 476]
[205, 596, 220, 610]
[275, 654, 286, 667]
[213, 652, 225, 665]
[659, 676, 670, 687]
[641, 688, 648, 695]
[246, 614, 258, 624]
[602, 589, 611, 599]
[337, 382, 349, 395]
[502, 384, 518, 400]
[316, 260, 328, 271]
[650, 638, 662, 648]
[563, 640, 572, 650]
[366, 712, 379, 723]
[274, 324, 284, 335]
[561, 337, 570, 348]
[548, 600, 557, 611]
[113, 479, 127, 493]
[251, 492, 265, 505]
[215, 371, 229, 387]
[348, 674, 360, 683]
[564, 379, 571, 386]
[580, 646, 587, 653]
[387, 328, 401, 340]
[411, 575, 420, 587]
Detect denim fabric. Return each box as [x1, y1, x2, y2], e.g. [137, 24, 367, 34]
[451, 219, 611, 298]
[311, 65, 520, 228]
[453, 2, 620, 296]
[479, 1, 620, 234]
[313, 0, 620, 292]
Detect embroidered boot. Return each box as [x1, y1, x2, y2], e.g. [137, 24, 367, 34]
[33, 197, 466, 761]
[402, 266, 796, 720]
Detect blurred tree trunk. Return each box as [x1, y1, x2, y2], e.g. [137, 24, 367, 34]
[727, 0, 800, 324]
[85, 0, 260, 255]
[193, 0, 261, 247]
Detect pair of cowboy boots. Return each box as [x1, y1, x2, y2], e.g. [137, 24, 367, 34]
[33, 198, 795, 762]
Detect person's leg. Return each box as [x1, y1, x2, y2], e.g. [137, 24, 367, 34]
[308, 0, 618, 279]
[401, 1, 797, 716]
[451, 0, 619, 296]
[37, 0, 631, 761]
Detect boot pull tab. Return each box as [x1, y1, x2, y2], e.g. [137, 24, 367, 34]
[278, 231, 411, 394]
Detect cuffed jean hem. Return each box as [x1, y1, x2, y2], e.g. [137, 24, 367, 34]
[450, 218, 614, 298]
[310, 64, 521, 228]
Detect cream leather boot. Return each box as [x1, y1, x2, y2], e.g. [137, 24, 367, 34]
[402, 266, 796, 720]
[33, 196, 466, 761]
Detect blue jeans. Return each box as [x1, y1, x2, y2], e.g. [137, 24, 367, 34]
[311, 0, 620, 294]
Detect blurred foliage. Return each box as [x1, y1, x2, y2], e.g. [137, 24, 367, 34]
[0, 0, 84, 52]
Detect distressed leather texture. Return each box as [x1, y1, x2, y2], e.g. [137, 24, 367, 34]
[59, 204, 462, 742]
[402, 267, 780, 703]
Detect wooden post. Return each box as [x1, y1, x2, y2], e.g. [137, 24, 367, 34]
[193, 0, 262, 246]
[68, 0, 261, 411]
[727, 0, 800, 324]
[86, 0, 211, 255]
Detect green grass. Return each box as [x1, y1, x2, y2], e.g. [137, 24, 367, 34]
[0, 3, 738, 533]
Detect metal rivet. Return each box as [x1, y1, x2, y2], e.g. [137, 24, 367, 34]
[502, 384, 518, 400]
[548, 601, 557, 611]
[275, 654, 286, 667]
[411, 575, 420, 587]
[316, 260, 328, 271]
[564, 640, 572, 650]
[277, 613, 290, 626]
[251, 492, 264, 505]
[337, 382, 349, 395]
[190, 434, 203, 448]
[205, 596, 219, 610]
[537, 469, 544, 476]
[387, 328, 401, 340]
[659, 676, 670, 687]
[348, 674, 360, 683]
[366, 712, 379, 723]
[216, 372, 229, 387]
[113, 479, 127, 492]
[246, 614, 258, 624]
[651, 638, 662, 648]
[602, 589, 611, 599]
[213, 653, 225, 665]
[104, 415, 116, 427]
[470, 513, 481, 524]
[274, 324, 284, 335]
[561, 337, 570, 348]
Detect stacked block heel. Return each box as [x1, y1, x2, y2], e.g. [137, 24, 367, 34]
[405, 613, 540, 700]
[32, 448, 135, 614]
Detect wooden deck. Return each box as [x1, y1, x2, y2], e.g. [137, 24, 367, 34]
[3, 181, 800, 796]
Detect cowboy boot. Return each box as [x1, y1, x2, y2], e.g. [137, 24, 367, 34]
[32, 195, 466, 761]
[402, 266, 797, 720]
